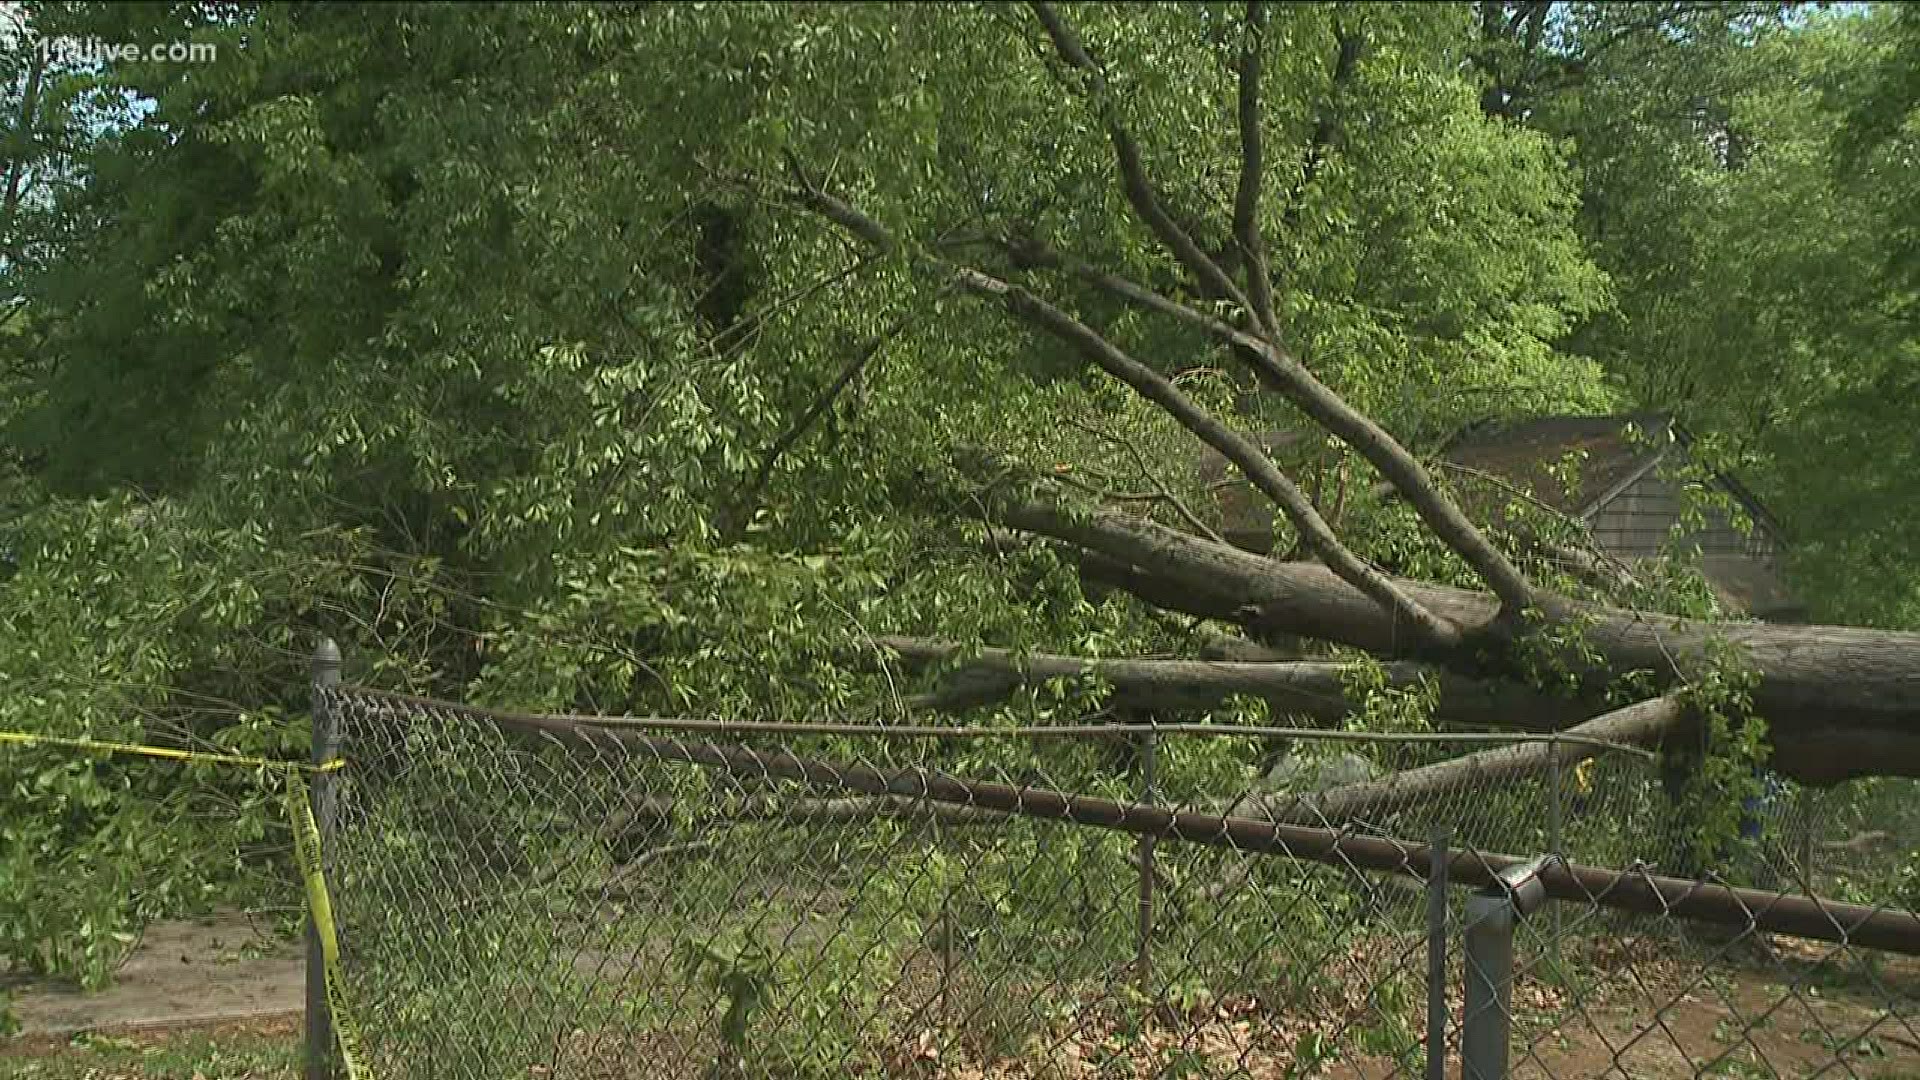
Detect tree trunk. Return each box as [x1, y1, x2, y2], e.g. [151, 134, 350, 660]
[994, 494, 1920, 784]
[878, 636, 1594, 731]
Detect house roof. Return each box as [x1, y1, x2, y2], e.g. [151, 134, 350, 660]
[1435, 413, 1678, 518]
[1194, 413, 1792, 566]
[1437, 413, 1799, 619]
[1436, 413, 1788, 537]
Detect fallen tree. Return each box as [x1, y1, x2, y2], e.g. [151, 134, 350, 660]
[749, 1, 1920, 792]
[877, 635, 1593, 732]
[880, 637, 1680, 827]
[989, 493, 1920, 784]
[452, 694, 1920, 955]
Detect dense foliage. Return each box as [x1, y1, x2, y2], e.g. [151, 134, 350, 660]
[0, 0, 1914, 998]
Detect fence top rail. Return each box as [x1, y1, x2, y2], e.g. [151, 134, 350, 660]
[328, 684, 1655, 757]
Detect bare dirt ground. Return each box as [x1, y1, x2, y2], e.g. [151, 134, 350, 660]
[0, 1015, 298, 1080]
[2, 913, 301, 1040]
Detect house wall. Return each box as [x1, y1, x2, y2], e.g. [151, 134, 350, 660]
[1587, 472, 1777, 560]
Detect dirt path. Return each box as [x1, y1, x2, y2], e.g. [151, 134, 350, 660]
[3, 913, 302, 1041]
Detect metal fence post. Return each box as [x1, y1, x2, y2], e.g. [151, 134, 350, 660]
[1460, 856, 1551, 1080]
[306, 638, 342, 1080]
[1546, 751, 1564, 861]
[1426, 828, 1450, 1080]
[1460, 891, 1513, 1080]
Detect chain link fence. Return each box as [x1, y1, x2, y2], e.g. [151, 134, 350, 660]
[323, 683, 1920, 1080]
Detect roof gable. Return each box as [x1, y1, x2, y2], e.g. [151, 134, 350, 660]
[1191, 414, 1791, 574]
[1437, 413, 1784, 542]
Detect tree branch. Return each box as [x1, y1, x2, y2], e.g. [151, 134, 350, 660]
[1421, 460, 1645, 594]
[877, 636, 1595, 731]
[1027, 1, 1252, 315]
[1283, 20, 1365, 233]
[729, 304, 927, 538]
[772, 160, 1529, 624]
[1008, 239, 1539, 614]
[1239, 696, 1686, 826]
[1064, 416, 1224, 543]
[779, 153, 900, 253]
[954, 271, 1463, 649]
[1233, 0, 1278, 338]
[1053, 474, 1228, 544]
[985, 488, 1920, 784]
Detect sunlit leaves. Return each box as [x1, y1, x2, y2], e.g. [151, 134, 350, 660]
[0, 1, 1789, 987]
[1557, 5, 1920, 626]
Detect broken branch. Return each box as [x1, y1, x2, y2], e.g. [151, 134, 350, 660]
[954, 274, 1462, 649]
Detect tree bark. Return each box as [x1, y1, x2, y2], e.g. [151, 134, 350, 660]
[992, 492, 1920, 784]
[1238, 696, 1685, 825]
[1232, 0, 1278, 338]
[877, 636, 1593, 732]
[952, 270, 1461, 648]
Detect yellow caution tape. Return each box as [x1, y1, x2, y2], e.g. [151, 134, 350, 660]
[287, 769, 372, 1080]
[1, 728, 369, 1078]
[0, 729, 345, 773]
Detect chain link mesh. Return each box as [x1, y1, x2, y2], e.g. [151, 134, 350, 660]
[325, 685, 1920, 1079]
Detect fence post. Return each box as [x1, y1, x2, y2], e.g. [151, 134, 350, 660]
[1460, 856, 1551, 1080]
[1135, 728, 1158, 995]
[939, 892, 952, 1032]
[1426, 828, 1450, 1080]
[305, 638, 342, 1080]
[1460, 891, 1513, 1080]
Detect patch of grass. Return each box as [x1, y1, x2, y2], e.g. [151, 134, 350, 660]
[0, 1024, 298, 1079]
[1700, 1047, 1777, 1079]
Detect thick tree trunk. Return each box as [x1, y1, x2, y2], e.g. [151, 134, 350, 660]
[994, 495, 1920, 784]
